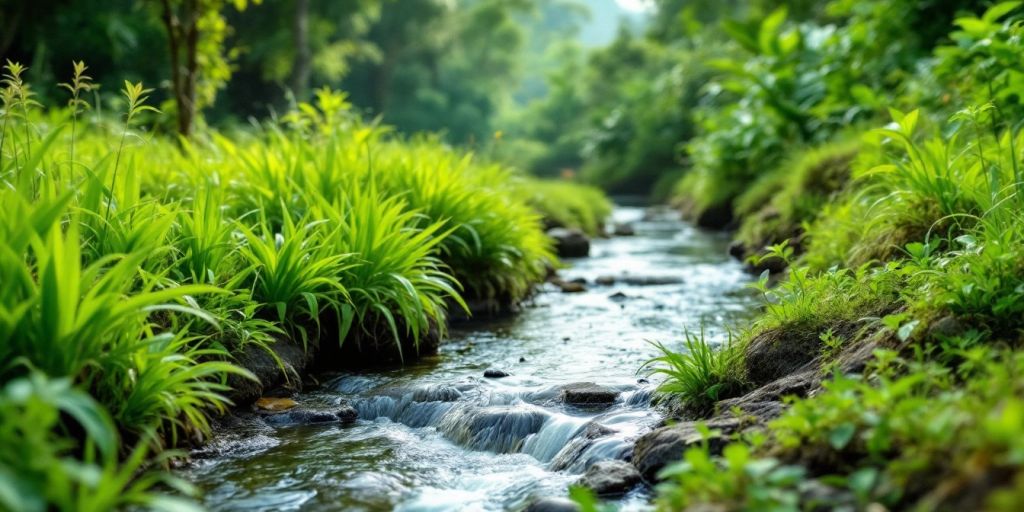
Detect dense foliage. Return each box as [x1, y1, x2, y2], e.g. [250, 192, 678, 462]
[0, 62, 612, 507]
[637, 2, 1024, 510]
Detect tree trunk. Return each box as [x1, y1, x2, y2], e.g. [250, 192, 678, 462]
[181, 0, 199, 138]
[159, 0, 198, 138]
[291, 0, 312, 101]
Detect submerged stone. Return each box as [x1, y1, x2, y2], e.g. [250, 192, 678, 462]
[440, 405, 549, 453]
[632, 418, 739, 480]
[484, 369, 511, 379]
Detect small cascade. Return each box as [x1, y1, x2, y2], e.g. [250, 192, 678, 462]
[438, 404, 551, 453]
[520, 415, 588, 463]
[353, 384, 464, 427]
[623, 386, 657, 407]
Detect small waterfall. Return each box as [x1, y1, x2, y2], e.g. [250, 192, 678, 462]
[565, 436, 631, 473]
[347, 382, 649, 472]
[438, 404, 550, 453]
[623, 386, 657, 407]
[521, 415, 588, 463]
[354, 384, 463, 428]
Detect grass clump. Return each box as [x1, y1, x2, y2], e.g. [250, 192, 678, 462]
[1, 66, 567, 508]
[642, 329, 747, 414]
[518, 178, 614, 236]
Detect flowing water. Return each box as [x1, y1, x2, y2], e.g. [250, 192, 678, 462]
[183, 205, 758, 511]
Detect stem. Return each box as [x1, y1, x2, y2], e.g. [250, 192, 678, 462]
[0, 111, 8, 175]
[102, 120, 130, 251]
[65, 109, 76, 187]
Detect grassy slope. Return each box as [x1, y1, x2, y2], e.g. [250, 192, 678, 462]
[637, 5, 1024, 510]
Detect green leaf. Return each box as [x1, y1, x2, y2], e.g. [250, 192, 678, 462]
[898, 320, 920, 342]
[828, 423, 857, 450]
[983, 1, 1022, 23]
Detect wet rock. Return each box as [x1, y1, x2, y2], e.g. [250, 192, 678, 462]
[484, 369, 511, 379]
[560, 383, 619, 406]
[261, 405, 359, 427]
[526, 497, 580, 512]
[548, 228, 590, 258]
[744, 328, 821, 386]
[595, 275, 617, 286]
[554, 280, 587, 293]
[728, 240, 746, 260]
[569, 277, 588, 285]
[519, 357, 527, 363]
[442, 406, 549, 453]
[226, 338, 309, 408]
[579, 460, 642, 496]
[928, 315, 965, 340]
[410, 384, 463, 402]
[609, 292, 629, 302]
[715, 370, 818, 423]
[549, 422, 618, 471]
[612, 223, 636, 237]
[633, 418, 740, 481]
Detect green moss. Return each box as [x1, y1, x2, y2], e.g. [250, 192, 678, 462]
[733, 139, 861, 261]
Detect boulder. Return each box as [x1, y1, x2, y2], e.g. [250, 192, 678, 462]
[632, 418, 740, 481]
[579, 460, 642, 496]
[560, 383, 619, 406]
[484, 369, 511, 379]
[928, 315, 965, 340]
[548, 228, 590, 258]
[226, 338, 310, 408]
[595, 275, 617, 286]
[260, 405, 359, 427]
[743, 328, 820, 386]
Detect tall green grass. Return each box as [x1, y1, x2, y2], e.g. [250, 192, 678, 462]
[1, 67, 568, 508]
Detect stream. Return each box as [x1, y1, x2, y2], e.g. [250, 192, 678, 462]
[182, 205, 758, 511]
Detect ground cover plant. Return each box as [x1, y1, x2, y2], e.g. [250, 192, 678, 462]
[636, 3, 1024, 510]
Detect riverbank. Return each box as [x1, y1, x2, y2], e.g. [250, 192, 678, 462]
[633, 4, 1024, 510]
[0, 73, 613, 511]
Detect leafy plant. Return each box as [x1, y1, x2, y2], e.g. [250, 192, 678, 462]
[641, 328, 747, 412]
